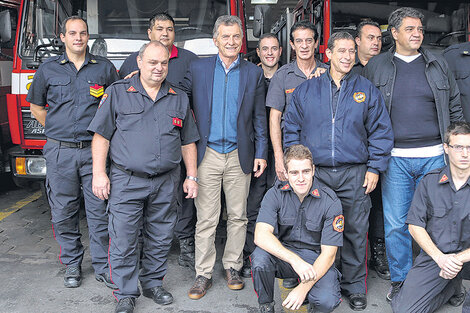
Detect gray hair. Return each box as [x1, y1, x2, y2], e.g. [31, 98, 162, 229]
[138, 40, 169, 59]
[213, 15, 243, 39]
[388, 7, 424, 31]
[327, 32, 354, 51]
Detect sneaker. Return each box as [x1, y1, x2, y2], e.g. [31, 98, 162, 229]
[64, 265, 81, 288]
[224, 267, 244, 290]
[386, 281, 403, 302]
[188, 275, 212, 300]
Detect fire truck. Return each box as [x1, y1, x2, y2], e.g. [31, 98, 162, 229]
[0, 0, 249, 186]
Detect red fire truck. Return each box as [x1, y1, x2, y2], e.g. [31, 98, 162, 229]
[1, 0, 249, 186]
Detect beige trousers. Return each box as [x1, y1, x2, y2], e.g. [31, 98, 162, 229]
[194, 147, 251, 278]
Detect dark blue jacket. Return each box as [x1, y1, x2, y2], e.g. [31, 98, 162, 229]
[180, 55, 268, 174]
[284, 72, 393, 173]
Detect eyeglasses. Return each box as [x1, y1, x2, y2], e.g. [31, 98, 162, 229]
[447, 144, 470, 153]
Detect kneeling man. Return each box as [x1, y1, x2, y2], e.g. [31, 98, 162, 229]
[392, 122, 470, 313]
[252, 144, 343, 313]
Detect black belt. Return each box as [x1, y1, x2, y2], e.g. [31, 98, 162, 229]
[112, 161, 160, 179]
[47, 138, 91, 149]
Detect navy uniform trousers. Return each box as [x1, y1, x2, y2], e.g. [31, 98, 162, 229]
[251, 247, 341, 312]
[392, 253, 470, 313]
[43, 140, 109, 274]
[315, 164, 371, 295]
[108, 165, 179, 300]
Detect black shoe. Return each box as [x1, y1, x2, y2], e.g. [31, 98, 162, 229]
[370, 238, 391, 280]
[386, 281, 403, 302]
[64, 265, 81, 288]
[259, 301, 275, 313]
[241, 258, 252, 278]
[178, 237, 195, 269]
[142, 286, 174, 305]
[448, 286, 466, 307]
[347, 293, 367, 311]
[115, 297, 135, 313]
[95, 272, 118, 289]
[282, 278, 299, 289]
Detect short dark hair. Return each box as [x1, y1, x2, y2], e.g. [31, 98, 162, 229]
[388, 7, 424, 31]
[284, 144, 314, 170]
[327, 31, 354, 50]
[149, 12, 175, 29]
[60, 16, 88, 35]
[444, 122, 470, 144]
[290, 20, 318, 43]
[257, 33, 280, 48]
[356, 19, 380, 38]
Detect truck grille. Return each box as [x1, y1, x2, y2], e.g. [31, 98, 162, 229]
[21, 109, 45, 139]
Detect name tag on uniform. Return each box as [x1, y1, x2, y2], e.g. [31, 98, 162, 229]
[90, 84, 104, 98]
[173, 117, 183, 128]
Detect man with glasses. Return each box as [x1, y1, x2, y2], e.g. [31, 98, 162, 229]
[363, 7, 464, 301]
[392, 122, 470, 313]
[284, 32, 393, 310]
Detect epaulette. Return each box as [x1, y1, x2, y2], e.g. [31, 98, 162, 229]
[319, 184, 339, 201]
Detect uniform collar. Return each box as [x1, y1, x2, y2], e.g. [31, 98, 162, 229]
[438, 166, 470, 188]
[461, 49, 470, 56]
[170, 45, 178, 59]
[127, 74, 175, 100]
[278, 181, 322, 198]
[326, 68, 351, 85]
[58, 50, 96, 65]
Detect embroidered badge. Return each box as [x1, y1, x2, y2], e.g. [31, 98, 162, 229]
[311, 189, 320, 197]
[281, 184, 290, 190]
[172, 117, 183, 128]
[127, 86, 137, 92]
[353, 92, 366, 103]
[90, 84, 104, 98]
[333, 215, 344, 232]
[285, 88, 295, 94]
[439, 174, 448, 183]
[98, 94, 108, 108]
[168, 88, 177, 94]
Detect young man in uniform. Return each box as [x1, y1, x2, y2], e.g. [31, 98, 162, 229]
[252, 144, 343, 313]
[392, 121, 470, 313]
[89, 41, 199, 313]
[27, 16, 119, 289]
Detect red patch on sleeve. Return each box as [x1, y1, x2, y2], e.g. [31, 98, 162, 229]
[172, 117, 183, 128]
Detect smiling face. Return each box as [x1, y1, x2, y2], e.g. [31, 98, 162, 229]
[60, 19, 89, 57]
[137, 43, 169, 86]
[214, 23, 242, 62]
[257, 37, 282, 69]
[327, 38, 355, 77]
[392, 17, 423, 55]
[286, 158, 315, 199]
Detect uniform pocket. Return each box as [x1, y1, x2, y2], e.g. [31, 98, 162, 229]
[49, 76, 72, 103]
[118, 104, 144, 131]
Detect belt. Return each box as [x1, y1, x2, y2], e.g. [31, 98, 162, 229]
[112, 161, 160, 179]
[47, 138, 91, 149]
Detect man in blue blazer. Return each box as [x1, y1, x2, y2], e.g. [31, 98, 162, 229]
[180, 15, 268, 300]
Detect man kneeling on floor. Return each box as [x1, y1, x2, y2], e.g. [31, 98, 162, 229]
[252, 144, 343, 313]
[392, 121, 470, 313]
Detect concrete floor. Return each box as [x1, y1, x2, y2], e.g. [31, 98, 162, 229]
[0, 181, 466, 313]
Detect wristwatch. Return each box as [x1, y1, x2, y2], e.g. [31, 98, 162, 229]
[186, 175, 199, 182]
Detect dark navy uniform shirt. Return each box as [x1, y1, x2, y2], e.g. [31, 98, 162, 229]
[256, 180, 344, 252]
[406, 166, 470, 254]
[119, 45, 198, 86]
[443, 42, 470, 122]
[88, 74, 199, 176]
[26, 51, 119, 142]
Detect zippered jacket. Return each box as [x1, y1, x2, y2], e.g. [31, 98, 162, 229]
[284, 72, 394, 173]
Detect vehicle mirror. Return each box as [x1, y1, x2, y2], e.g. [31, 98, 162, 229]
[0, 10, 11, 43]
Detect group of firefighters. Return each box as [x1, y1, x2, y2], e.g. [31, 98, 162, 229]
[25, 4, 470, 313]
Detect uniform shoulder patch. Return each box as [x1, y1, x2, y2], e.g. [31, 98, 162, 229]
[127, 86, 137, 92]
[285, 88, 295, 94]
[98, 94, 108, 108]
[172, 117, 183, 128]
[311, 189, 320, 197]
[90, 84, 104, 98]
[353, 92, 366, 103]
[280, 184, 290, 190]
[439, 174, 449, 183]
[168, 88, 177, 94]
[333, 215, 344, 232]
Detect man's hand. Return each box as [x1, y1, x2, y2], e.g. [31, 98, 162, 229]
[275, 155, 288, 181]
[291, 258, 316, 283]
[253, 158, 267, 178]
[436, 254, 463, 278]
[363, 171, 379, 194]
[92, 172, 110, 200]
[183, 179, 198, 198]
[124, 70, 138, 80]
[282, 284, 310, 310]
[308, 67, 327, 79]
